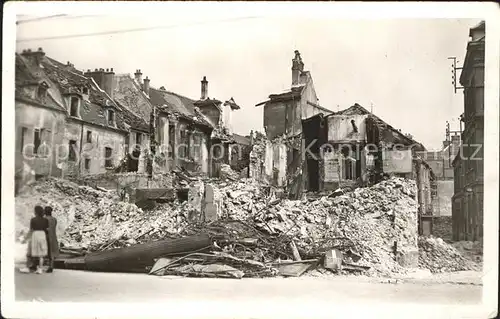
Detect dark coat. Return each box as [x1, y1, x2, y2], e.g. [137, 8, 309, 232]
[45, 216, 59, 258]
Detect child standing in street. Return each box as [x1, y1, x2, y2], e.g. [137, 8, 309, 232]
[25, 205, 49, 274]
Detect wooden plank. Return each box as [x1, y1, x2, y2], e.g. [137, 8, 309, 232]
[84, 234, 211, 273]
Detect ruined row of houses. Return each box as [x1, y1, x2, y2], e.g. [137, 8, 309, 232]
[251, 50, 438, 235]
[15, 47, 441, 236]
[15, 48, 252, 189]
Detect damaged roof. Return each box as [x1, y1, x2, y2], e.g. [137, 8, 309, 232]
[149, 87, 215, 128]
[43, 57, 129, 131]
[232, 133, 251, 146]
[16, 53, 129, 131]
[224, 97, 241, 110]
[113, 74, 153, 132]
[256, 85, 305, 107]
[337, 103, 426, 151]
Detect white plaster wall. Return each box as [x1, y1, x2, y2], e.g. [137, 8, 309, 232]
[201, 134, 209, 174]
[264, 141, 274, 177]
[327, 115, 368, 142]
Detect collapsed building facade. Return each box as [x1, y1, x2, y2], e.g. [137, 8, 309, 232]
[253, 51, 436, 235]
[15, 49, 251, 193]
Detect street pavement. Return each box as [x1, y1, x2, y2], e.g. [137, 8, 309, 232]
[15, 268, 482, 304]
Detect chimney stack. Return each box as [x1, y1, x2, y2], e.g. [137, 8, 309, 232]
[134, 69, 143, 84]
[291, 50, 304, 86]
[201, 76, 208, 100]
[84, 67, 115, 99]
[21, 47, 46, 67]
[469, 21, 485, 42]
[143, 76, 150, 96]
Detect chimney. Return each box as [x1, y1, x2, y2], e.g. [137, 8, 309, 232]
[134, 69, 143, 84]
[84, 68, 115, 99]
[201, 76, 208, 100]
[103, 68, 115, 99]
[21, 47, 46, 67]
[143, 76, 150, 96]
[291, 50, 304, 86]
[469, 21, 485, 42]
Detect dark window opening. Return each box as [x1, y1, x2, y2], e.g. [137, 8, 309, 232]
[70, 97, 79, 117]
[37, 86, 47, 100]
[136, 132, 142, 145]
[20, 127, 27, 151]
[128, 146, 140, 172]
[82, 87, 89, 95]
[33, 129, 42, 155]
[68, 140, 77, 161]
[107, 110, 115, 126]
[86, 131, 92, 143]
[168, 125, 175, 158]
[84, 158, 91, 170]
[105, 147, 113, 168]
[351, 119, 358, 133]
[341, 146, 350, 158]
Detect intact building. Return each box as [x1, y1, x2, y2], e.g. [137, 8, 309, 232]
[452, 21, 485, 241]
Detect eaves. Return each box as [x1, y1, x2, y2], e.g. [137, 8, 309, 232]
[15, 96, 67, 114]
[66, 116, 128, 134]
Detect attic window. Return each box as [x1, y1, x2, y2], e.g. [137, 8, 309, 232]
[70, 97, 79, 117]
[107, 109, 115, 126]
[82, 87, 89, 95]
[37, 85, 47, 100]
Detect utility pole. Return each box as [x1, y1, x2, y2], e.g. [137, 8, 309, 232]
[448, 57, 464, 94]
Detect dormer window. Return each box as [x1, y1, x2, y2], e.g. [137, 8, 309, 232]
[36, 82, 49, 101]
[82, 87, 89, 95]
[37, 86, 47, 100]
[107, 109, 115, 126]
[70, 96, 79, 117]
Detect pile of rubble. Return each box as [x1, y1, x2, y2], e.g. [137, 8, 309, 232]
[17, 175, 479, 278]
[210, 177, 419, 276]
[15, 177, 191, 253]
[418, 236, 480, 273]
[452, 240, 483, 264]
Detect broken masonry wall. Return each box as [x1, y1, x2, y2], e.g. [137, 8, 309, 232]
[228, 143, 251, 174]
[15, 100, 67, 178]
[62, 120, 127, 178]
[77, 172, 174, 196]
[433, 180, 454, 217]
[322, 150, 342, 190]
[393, 194, 419, 268]
[174, 119, 210, 174]
[127, 129, 149, 174]
[432, 216, 453, 242]
[157, 116, 169, 172]
[80, 123, 128, 176]
[201, 134, 209, 174]
[249, 138, 273, 184]
[272, 142, 287, 187]
[263, 100, 301, 140]
[326, 114, 368, 143]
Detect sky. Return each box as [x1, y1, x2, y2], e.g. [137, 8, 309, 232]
[15, 12, 480, 150]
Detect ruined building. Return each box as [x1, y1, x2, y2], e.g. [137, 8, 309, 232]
[15, 49, 146, 184]
[452, 21, 485, 241]
[15, 49, 250, 192]
[254, 50, 435, 235]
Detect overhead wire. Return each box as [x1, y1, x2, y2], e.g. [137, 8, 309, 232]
[16, 14, 69, 25]
[16, 16, 261, 43]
